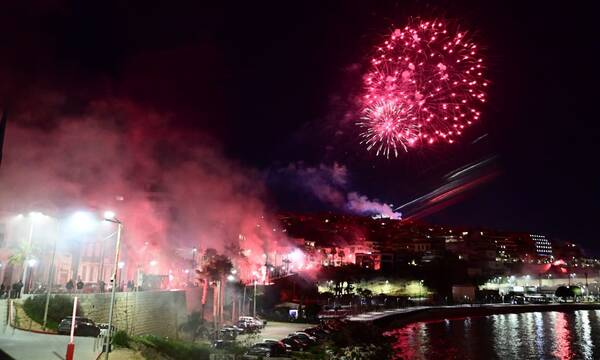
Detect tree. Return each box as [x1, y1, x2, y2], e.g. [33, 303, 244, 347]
[8, 241, 37, 267]
[196, 249, 233, 333]
[179, 311, 208, 342]
[555, 286, 575, 300]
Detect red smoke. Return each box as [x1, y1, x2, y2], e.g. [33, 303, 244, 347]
[0, 98, 287, 282]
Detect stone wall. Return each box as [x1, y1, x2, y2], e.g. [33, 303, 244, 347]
[76, 290, 187, 338]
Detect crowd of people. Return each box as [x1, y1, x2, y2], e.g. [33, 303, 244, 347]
[0, 280, 23, 299]
[1, 277, 142, 299]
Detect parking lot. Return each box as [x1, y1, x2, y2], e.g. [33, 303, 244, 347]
[237, 321, 312, 344]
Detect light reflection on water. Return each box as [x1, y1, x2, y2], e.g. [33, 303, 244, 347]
[386, 310, 599, 360]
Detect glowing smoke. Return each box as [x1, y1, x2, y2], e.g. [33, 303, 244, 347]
[0, 97, 285, 281]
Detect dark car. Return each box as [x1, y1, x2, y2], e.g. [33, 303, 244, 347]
[243, 342, 286, 358]
[213, 340, 235, 350]
[287, 335, 311, 348]
[304, 327, 328, 340]
[58, 317, 100, 337]
[263, 339, 287, 353]
[220, 327, 239, 340]
[289, 332, 317, 345]
[282, 336, 306, 351]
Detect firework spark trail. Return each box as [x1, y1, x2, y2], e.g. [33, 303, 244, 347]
[358, 19, 488, 156]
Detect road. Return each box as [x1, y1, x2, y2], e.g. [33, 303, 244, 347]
[346, 303, 600, 322]
[0, 300, 99, 360]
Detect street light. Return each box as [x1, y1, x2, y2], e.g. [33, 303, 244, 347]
[43, 220, 60, 330]
[22, 212, 47, 294]
[103, 212, 123, 360]
[103, 211, 116, 220]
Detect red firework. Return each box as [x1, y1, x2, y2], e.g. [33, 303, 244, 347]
[358, 19, 488, 157]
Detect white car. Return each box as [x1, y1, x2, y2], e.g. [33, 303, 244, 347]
[239, 316, 266, 328]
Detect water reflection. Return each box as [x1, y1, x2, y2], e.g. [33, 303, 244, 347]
[387, 311, 600, 360]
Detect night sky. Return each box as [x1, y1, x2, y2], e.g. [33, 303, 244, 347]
[1, 2, 599, 252]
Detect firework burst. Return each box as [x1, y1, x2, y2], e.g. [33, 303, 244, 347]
[358, 19, 488, 156]
[358, 100, 420, 158]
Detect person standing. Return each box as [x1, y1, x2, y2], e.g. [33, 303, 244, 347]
[66, 279, 74, 293]
[16, 280, 23, 298]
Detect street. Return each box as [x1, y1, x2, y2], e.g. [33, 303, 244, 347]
[238, 321, 312, 344]
[0, 328, 99, 360]
[0, 300, 99, 360]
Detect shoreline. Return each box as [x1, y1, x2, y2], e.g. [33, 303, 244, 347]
[347, 303, 600, 329]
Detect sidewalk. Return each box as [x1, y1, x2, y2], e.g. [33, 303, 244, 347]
[1, 301, 99, 360]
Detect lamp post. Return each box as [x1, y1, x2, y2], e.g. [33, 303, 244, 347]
[21, 212, 44, 294]
[104, 211, 122, 360]
[43, 222, 59, 330]
[242, 283, 247, 316]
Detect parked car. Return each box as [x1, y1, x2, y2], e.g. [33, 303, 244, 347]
[220, 327, 239, 340]
[239, 316, 266, 328]
[282, 336, 306, 351]
[236, 320, 261, 333]
[213, 340, 236, 350]
[291, 331, 318, 343]
[303, 327, 328, 340]
[243, 342, 285, 358]
[58, 317, 100, 337]
[262, 339, 287, 353]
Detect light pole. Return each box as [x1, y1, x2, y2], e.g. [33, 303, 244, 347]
[43, 222, 59, 330]
[21, 212, 44, 294]
[242, 283, 247, 316]
[104, 211, 122, 360]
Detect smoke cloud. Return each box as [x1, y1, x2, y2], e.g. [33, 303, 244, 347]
[0, 97, 285, 281]
[277, 162, 401, 219]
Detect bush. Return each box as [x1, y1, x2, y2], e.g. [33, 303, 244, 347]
[136, 334, 211, 360]
[113, 330, 130, 348]
[22, 295, 83, 331]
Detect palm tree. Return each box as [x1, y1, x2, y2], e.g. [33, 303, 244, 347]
[8, 241, 36, 266]
[196, 249, 233, 335]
